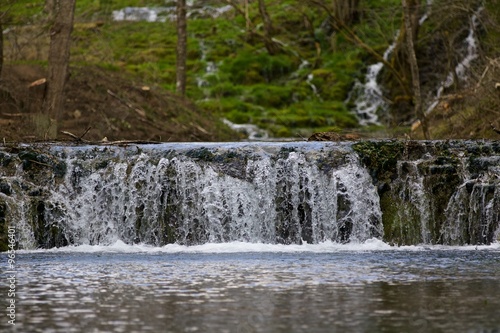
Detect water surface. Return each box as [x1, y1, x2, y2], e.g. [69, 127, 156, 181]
[2, 242, 500, 332]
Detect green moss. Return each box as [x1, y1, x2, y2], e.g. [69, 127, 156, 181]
[185, 147, 215, 162]
[245, 84, 294, 108]
[353, 140, 405, 182]
[220, 51, 297, 85]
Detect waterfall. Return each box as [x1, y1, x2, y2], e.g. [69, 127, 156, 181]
[358, 140, 500, 245]
[441, 155, 500, 245]
[196, 39, 219, 97]
[1, 143, 382, 249]
[1, 141, 498, 249]
[112, 3, 232, 22]
[347, 1, 433, 125]
[222, 119, 269, 140]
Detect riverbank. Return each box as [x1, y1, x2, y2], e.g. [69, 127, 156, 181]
[0, 64, 241, 143]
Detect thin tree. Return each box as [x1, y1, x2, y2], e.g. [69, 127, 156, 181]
[402, 0, 429, 139]
[44, 0, 55, 18]
[257, 0, 278, 55]
[176, 0, 187, 96]
[0, 12, 4, 78]
[0, 2, 15, 79]
[41, 0, 76, 139]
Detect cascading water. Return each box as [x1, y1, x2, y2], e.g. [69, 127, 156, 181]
[347, 1, 432, 125]
[112, 2, 232, 22]
[0, 143, 382, 249]
[390, 159, 432, 244]
[1, 140, 498, 249]
[346, 42, 395, 126]
[441, 155, 500, 245]
[357, 140, 500, 245]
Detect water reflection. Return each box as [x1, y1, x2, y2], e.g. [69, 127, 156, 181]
[2, 250, 500, 332]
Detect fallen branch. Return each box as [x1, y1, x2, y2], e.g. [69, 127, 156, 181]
[60, 126, 92, 142]
[107, 89, 146, 117]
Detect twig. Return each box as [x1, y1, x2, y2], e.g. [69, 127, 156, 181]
[61, 128, 91, 143]
[79, 126, 92, 140]
[102, 140, 160, 145]
[491, 123, 500, 135]
[27, 159, 52, 168]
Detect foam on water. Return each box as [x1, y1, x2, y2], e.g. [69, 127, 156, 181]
[18, 238, 500, 254]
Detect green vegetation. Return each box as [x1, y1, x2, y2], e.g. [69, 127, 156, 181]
[2, 0, 500, 139]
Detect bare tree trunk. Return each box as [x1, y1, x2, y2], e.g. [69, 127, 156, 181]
[44, 0, 56, 18]
[0, 14, 3, 78]
[41, 0, 76, 139]
[402, 0, 429, 139]
[176, 0, 187, 96]
[332, 0, 360, 26]
[258, 0, 274, 35]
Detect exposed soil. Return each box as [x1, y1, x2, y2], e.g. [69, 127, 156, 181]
[0, 64, 240, 143]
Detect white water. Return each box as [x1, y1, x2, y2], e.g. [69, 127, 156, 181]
[393, 159, 432, 244]
[196, 40, 217, 89]
[6, 143, 383, 249]
[3, 141, 498, 249]
[441, 156, 500, 245]
[18, 238, 500, 254]
[347, 32, 399, 125]
[222, 118, 270, 140]
[112, 3, 232, 22]
[347, 0, 433, 125]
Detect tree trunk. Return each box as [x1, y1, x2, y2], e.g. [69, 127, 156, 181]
[332, 0, 360, 26]
[258, 0, 274, 36]
[402, 0, 429, 139]
[41, 0, 76, 139]
[45, 0, 56, 18]
[176, 0, 187, 96]
[0, 15, 3, 78]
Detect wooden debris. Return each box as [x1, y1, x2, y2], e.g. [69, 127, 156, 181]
[28, 78, 47, 88]
[60, 127, 92, 143]
[1, 113, 23, 117]
[491, 123, 500, 135]
[411, 120, 421, 132]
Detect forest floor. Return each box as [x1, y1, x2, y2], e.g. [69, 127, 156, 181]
[0, 64, 241, 143]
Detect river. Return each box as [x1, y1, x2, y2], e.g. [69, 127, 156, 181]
[1, 140, 499, 331]
[2, 242, 500, 332]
